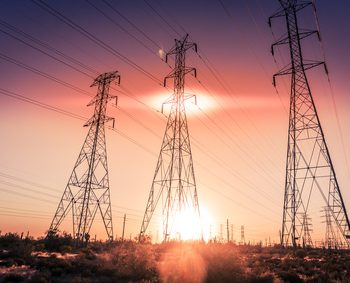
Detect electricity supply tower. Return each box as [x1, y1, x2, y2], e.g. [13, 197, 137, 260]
[49, 71, 120, 245]
[302, 213, 313, 248]
[240, 225, 245, 245]
[322, 206, 341, 249]
[140, 34, 201, 242]
[269, 0, 350, 248]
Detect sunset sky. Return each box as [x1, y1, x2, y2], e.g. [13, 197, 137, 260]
[1, 0, 350, 244]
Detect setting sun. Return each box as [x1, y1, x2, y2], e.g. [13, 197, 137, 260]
[147, 92, 217, 116]
[172, 208, 202, 241]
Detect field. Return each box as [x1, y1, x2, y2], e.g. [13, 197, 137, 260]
[0, 233, 350, 282]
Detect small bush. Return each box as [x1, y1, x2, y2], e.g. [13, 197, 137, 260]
[277, 270, 303, 283]
[43, 231, 74, 252]
[295, 249, 307, 259]
[3, 273, 25, 282]
[28, 271, 51, 283]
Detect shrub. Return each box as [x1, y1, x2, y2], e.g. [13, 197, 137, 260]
[295, 249, 307, 259]
[3, 273, 25, 282]
[247, 273, 275, 283]
[43, 231, 74, 252]
[277, 270, 303, 283]
[28, 271, 51, 283]
[0, 233, 33, 262]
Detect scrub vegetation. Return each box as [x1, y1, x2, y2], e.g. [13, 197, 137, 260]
[0, 232, 349, 282]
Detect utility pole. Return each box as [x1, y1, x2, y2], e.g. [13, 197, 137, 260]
[48, 71, 119, 245]
[220, 224, 223, 242]
[122, 214, 126, 241]
[226, 219, 230, 243]
[302, 213, 313, 248]
[322, 206, 341, 249]
[231, 224, 234, 243]
[241, 225, 245, 245]
[269, 0, 350, 248]
[139, 34, 201, 242]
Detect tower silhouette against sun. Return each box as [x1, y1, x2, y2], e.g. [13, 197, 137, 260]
[49, 71, 119, 245]
[270, 0, 350, 248]
[140, 34, 201, 242]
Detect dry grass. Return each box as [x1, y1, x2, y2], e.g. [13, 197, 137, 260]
[0, 233, 350, 282]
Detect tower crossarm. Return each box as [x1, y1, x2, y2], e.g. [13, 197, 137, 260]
[140, 34, 202, 242]
[49, 70, 120, 245]
[270, 0, 350, 248]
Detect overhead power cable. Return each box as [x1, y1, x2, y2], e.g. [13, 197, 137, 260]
[101, 0, 162, 50]
[31, 0, 163, 86]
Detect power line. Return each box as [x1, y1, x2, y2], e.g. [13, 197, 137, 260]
[101, 0, 162, 50]
[311, 0, 350, 182]
[0, 2, 292, 233]
[142, 0, 180, 37]
[31, 0, 163, 85]
[0, 87, 157, 158]
[85, 0, 160, 59]
[144, 0, 285, 187]
[0, 169, 161, 220]
[0, 186, 57, 205]
[1, 46, 283, 213]
[0, 21, 165, 116]
[0, 52, 93, 97]
[1, 81, 278, 219]
[192, 81, 282, 189]
[0, 19, 99, 76]
[0, 171, 60, 193]
[0, 28, 94, 79]
[2, 4, 284, 192]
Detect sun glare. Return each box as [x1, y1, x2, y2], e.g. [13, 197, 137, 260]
[148, 92, 217, 116]
[158, 48, 165, 59]
[155, 205, 213, 242]
[172, 208, 202, 241]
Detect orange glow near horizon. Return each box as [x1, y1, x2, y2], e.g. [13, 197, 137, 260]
[172, 208, 202, 241]
[153, 205, 213, 242]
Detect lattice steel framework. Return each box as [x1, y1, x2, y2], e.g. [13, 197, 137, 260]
[49, 71, 119, 244]
[302, 213, 313, 247]
[322, 206, 342, 249]
[140, 34, 201, 242]
[269, 0, 350, 248]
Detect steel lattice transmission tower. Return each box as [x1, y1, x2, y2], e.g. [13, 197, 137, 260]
[302, 213, 313, 248]
[49, 71, 120, 244]
[269, 0, 350, 248]
[140, 34, 201, 242]
[322, 206, 341, 249]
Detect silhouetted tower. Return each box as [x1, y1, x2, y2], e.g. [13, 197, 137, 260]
[322, 206, 341, 249]
[231, 224, 234, 242]
[122, 214, 126, 241]
[240, 225, 245, 245]
[226, 219, 230, 243]
[220, 224, 223, 242]
[269, 0, 350, 248]
[139, 34, 201, 242]
[302, 213, 313, 248]
[49, 71, 120, 244]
